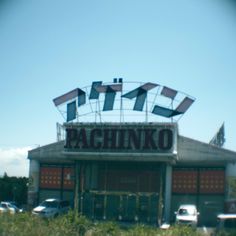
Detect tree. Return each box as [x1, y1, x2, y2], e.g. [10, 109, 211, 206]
[0, 173, 28, 206]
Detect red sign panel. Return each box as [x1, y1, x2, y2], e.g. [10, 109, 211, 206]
[40, 166, 75, 190]
[172, 169, 225, 194]
[40, 167, 62, 189]
[172, 170, 198, 194]
[199, 170, 224, 194]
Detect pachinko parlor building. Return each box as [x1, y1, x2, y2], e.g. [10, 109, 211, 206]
[27, 80, 236, 226]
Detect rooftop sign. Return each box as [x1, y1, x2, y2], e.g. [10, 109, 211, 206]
[53, 80, 195, 122]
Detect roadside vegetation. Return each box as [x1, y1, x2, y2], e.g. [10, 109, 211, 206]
[0, 173, 28, 207]
[0, 211, 216, 236]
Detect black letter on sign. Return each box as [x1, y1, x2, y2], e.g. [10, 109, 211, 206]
[127, 129, 142, 150]
[103, 129, 117, 149]
[159, 129, 173, 150]
[76, 128, 89, 149]
[90, 128, 102, 149]
[65, 128, 77, 148]
[143, 129, 157, 150]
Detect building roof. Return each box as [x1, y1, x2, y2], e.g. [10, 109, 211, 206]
[177, 135, 236, 165]
[28, 135, 236, 165]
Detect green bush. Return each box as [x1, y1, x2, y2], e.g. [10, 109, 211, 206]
[90, 221, 121, 236]
[0, 212, 48, 236]
[126, 224, 162, 236]
[48, 211, 93, 235]
[165, 225, 201, 236]
[215, 230, 236, 236]
[0, 211, 93, 236]
[0, 212, 211, 236]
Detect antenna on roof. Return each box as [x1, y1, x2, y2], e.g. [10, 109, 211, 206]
[209, 123, 225, 147]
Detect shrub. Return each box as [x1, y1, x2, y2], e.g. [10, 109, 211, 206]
[90, 221, 121, 236]
[166, 225, 201, 236]
[0, 212, 210, 236]
[216, 230, 236, 236]
[127, 224, 161, 236]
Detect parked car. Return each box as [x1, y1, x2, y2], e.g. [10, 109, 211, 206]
[215, 213, 236, 235]
[175, 204, 199, 227]
[0, 201, 23, 214]
[32, 198, 70, 218]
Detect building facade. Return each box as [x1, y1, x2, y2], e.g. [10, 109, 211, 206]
[28, 122, 236, 226]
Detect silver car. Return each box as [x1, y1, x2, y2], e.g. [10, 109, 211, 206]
[32, 198, 70, 218]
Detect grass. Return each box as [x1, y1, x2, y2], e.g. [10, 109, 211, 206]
[0, 211, 227, 236]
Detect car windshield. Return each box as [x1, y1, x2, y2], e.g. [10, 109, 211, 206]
[8, 203, 15, 208]
[0, 203, 7, 208]
[1, 202, 19, 209]
[9, 202, 19, 208]
[40, 201, 59, 208]
[178, 208, 195, 216]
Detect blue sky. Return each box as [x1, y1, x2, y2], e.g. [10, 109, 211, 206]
[0, 0, 236, 176]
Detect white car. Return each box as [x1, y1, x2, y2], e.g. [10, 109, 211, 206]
[32, 198, 70, 218]
[175, 204, 199, 227]
[0, 201, 22, 214]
